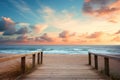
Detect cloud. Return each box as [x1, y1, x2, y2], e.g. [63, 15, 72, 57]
[87, 31, 114, 42]
[85, 0, 90, 2]
[36, 33, 54, 42]
[0, 17, 16, 35]
[17, 22, 30, 27]
[0, 17, 31, 35]
[87, 32, 104, 38]
[0, 17, 15, 31]
[115, 30, 120, 34]
[112, 36, 120, 42]
[0, 30, 120, 44]
[17, 35, 28, 41]
[33, 24, 48, 34]
[83, 0, 120, 23]
[16, 27, 30, 34]
[0, 17, 47, 35]
[40, 6, 120, 34]
[59, 30, 76, 38]
[42, 7, 54, 15]
[59, 30, 76, 42]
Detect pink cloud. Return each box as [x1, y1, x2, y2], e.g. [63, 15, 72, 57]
[115, 30, 120, 34]
[112, 36, 120, 42]
[59, 30, 76, 42]
[0, 17, 48, 35]
[59, 30, 76, 38]
[83, 0, 120, 23]
[0, 30, 120, 44]
[87, 32, 104, 38]
[85, 0, 90, 2]
[33, 24, 48, 34]
[2, 16, 15, 25]
[36, 33, 54, 42]
[0, 17, 16, 35]
[0, 17, 31, 35]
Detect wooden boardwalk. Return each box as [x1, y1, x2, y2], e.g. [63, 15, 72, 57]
[21, 54, 108, 80]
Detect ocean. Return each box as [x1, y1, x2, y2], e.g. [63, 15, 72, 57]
[0, 45, 120, 54]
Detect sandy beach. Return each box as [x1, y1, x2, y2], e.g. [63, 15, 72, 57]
[0, 53, 14, 58]
[0, 54, 88, 79]
[0, 53, 120, 80]
[43, 54, 88, 65]
[0, 53, 33, 79]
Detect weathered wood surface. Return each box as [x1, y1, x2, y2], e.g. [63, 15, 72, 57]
[21, 54, 108, 80]
[89, 52, 120, 61]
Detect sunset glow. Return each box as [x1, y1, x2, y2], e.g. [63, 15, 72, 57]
[0, 0, 120, 45]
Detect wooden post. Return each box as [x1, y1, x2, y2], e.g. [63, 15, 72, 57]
[94, 55, 98, 70]
[32, 54, 36, 68]
[88, 53, 91, 65]
[104, 57, 110, 76]
[37, 53, 40, 64]
[41, 52, 43, 64]
[21, 56, 26, 74]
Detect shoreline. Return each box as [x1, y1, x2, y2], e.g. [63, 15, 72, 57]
[0, 53, 88, 57]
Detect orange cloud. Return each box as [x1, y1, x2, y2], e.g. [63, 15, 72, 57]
[0, 17, 16, 35]
[2, 16, 15, 25]
[33, 24, 48, 34]
[83, 0, 120, 23]
[112, 36, 120, 42]
[40, 6, 120, 34]
[87, 32, 104, 38]
[115, 30, 120, 34]
[1, 29, 120, 45]
[59, 30, 76, 42]
[85, 0, 90, 2]
[36, 33, 54, 42]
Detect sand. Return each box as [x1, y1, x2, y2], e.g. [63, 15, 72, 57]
[0, 53, 33, 80]
[0, 53, 120, 79]
[0, 53, 14, 58]
[43, 54, 88, 65]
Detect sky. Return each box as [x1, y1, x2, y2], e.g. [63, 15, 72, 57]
[0, 0, 120, 45]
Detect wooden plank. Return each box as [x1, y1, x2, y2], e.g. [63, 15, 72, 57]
[94, 55, 98, 70]
[37, 53, 40, 64]
[0, 52, 41, 63]
[32, 54, 36, 68]
[89, 52, 120, 61]
[21, 56, 26, 74]
[23, 76, 106, 79]
[21, 54, 108, 80]
[25, 75, 105, 78]
[88, 53, 91, 65]
[104, 57, 110, 76]
[41, 52, 43, 64]
[22, 77, 107, 80]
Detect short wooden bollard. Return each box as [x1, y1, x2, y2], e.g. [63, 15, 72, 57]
[21, 56, 26, 74]
[104, 57, 110, 76]
[88, 53, 91, 65]
[32, 54, 36, 68]
[41, 52, 43, 64]
[94, 55, 98, 70]
[37, 53, 40, 64]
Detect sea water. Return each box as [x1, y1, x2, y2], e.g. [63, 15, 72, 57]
[0, 45, 120, 54]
